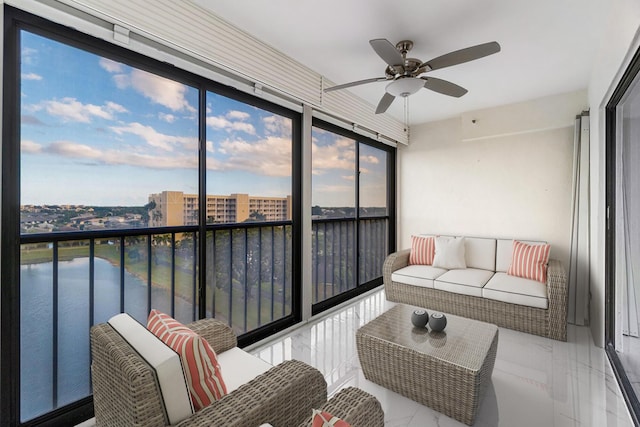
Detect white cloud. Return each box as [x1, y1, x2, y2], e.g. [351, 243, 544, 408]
[27, 98, 126, 123]
[360, 154, 380, 164]
[263, 115, 292, 137]
[113, 74, 129, 89]
[46, 140, 102, 159]
[43, 140, 198, 169]
[110, 122, 198, 152]
[22, 47, 37, 65]
[99, 58, 124, 73]
[105, 101, 128, 114]
[315, 184, 354, 193]
[158, 112, 176, 123]
[108, 67, 195, 112]
[226, 110, 250, 120]
[21, 140, 42, 153]
[22, 73, 42, 81]
[206, 140, 214, 152]
[207, 116, 256, 135]
[311, 138, 356, 172]
[341, 175, 355, 181]
[214, 136, 291, 177]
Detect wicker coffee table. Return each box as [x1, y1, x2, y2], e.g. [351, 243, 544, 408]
[356, 304, 498, 425]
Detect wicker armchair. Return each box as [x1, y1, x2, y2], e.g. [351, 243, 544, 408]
[90, 318, 327, 427]
[296, 387, 385, 427]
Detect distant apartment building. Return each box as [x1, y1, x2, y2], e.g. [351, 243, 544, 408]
[148, 191, 292, 226]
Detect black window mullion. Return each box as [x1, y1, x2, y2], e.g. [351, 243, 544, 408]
[198, 87, 207, 321]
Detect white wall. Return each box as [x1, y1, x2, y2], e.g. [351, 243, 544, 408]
[587, 0, 640, 347]
[398, 90, 588, 274]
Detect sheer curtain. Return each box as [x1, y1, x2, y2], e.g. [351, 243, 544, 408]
[568, 111, 590, 325]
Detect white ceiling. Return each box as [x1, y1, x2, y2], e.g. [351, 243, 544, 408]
[193, 0, 604, 125]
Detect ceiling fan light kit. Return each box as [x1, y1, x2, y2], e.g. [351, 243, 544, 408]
[324, 38, 501, 115]
[386, 77, 425, 97]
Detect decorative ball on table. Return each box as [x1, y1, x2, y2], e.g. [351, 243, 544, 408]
[428, 312, 447, 332]
[411, 309, 429, 328]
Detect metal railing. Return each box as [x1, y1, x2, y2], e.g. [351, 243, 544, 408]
[311, 216, 388, 304]
[19, 221, 292, 421]
[19, 217, 385, 421]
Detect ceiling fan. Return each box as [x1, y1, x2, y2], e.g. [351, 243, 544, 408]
[324, 39, 501, 114]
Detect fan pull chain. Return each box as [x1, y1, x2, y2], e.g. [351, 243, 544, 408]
[404, 96, 409, 133]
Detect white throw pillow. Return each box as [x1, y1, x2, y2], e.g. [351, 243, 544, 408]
[432, 236, 467, 269]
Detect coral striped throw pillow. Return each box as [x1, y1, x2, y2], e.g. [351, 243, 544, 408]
[147, 309, 227, 411]
[507, 240, 551, 283]
[311, 409, 351, 427]
[409, 235, 435, 265]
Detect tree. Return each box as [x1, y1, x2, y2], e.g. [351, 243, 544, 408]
[245, 210, 266, 222]
[142, 200, 156, 225]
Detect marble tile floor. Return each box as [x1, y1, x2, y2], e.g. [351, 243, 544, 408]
[249, 290, 635, 427]
[620, 335, 640, 403]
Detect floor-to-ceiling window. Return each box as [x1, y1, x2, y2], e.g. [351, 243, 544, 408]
[606, 41, 640, 425]
[311, 120, 395, 313]
[2, 7, 300, 426]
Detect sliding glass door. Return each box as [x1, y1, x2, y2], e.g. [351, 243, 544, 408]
[606, 43, 640, 425]
[311, 120, 395, 312]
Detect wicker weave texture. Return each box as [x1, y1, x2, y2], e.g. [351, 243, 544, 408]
[296, 387, 385, 427]
[383, 250, 568, 341]
[91, 319, 327, 427]
[356, 305, 498, 425]
[91, 323, 167, 427]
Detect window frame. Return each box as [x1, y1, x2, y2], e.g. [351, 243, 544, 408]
[310, 118, 396, 315]
[1, 6, 302, 425]
[605, 37, 640, 427]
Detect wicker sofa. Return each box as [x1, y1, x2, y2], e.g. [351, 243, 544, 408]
[383, 236, 568, 341]
[91, 316, 384, 427]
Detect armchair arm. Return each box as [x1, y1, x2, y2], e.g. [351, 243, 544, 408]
[382, 249, 411, 286]
[176, 359, 327, 427]
[546, 259, 568, 341]
[296, 387, 384, 427]
[187, 318, 237, 354]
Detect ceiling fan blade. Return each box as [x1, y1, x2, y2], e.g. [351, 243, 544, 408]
[421, 77, 468, 97]
[324, 77, 388, 93]
[370, 39, 404, 66]
[420, 41, 501, 71]
[375, 92, 396, 114]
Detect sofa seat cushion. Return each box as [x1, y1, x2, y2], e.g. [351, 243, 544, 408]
[434, 268, 495, 297]
[217, 347, 272, 393]
[391, 265, 448, 289]
[482, 272, 548, 309]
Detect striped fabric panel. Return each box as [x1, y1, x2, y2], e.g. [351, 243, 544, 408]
[409, 235, 435, 265]
[311, 409, 351, 427]
[148, 310, 227, 411]
[507, 240, 551, 283]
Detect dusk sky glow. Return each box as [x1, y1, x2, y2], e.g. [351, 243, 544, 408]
[20, 30, 387, 208]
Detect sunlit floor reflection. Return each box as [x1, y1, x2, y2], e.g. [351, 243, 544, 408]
[250, 289, 634, 427]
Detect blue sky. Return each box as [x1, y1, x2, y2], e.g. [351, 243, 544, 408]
[20, 30, 386, 208]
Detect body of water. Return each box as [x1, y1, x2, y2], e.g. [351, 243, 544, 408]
[20, 257, 196, 421]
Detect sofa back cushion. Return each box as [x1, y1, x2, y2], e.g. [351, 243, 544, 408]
[496, 239, 547, 272]
[409, 235, 435, 265]
[108, 313, 194, 424]
[463, 237, 496, 271]
[507, 240, 551, 283]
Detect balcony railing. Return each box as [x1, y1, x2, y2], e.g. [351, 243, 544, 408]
[19, 221, 292, 422]
[311, 216, 388, 304]
[18, 216, 386, 422]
